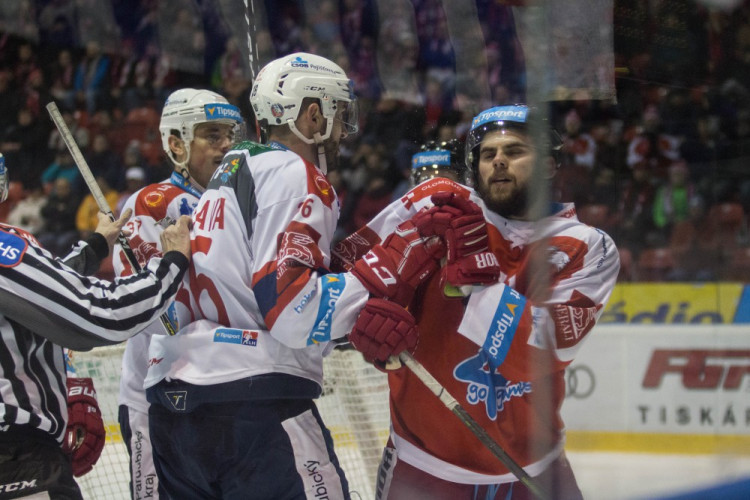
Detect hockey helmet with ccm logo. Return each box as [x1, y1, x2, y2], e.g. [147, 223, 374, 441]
[250, 52, 359, 145]
[159, 88, 243, 168]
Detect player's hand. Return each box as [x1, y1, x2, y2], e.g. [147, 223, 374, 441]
[94, 209, 133, 252]
[63, 377, 106, 477]
[442, 251, 501, 293]
[429, 192, 490, 262]
[348, 298, 418, 371]
[421, 192, 501, 288]
[352, 220, 445, 306]
[160, 215, 192, 261]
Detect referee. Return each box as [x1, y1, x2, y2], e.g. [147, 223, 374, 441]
[0, 154, 192, 499]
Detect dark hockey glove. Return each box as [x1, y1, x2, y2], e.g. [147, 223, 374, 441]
[348, 298, 418, 371]
[63, 377, 106, 477]
[352, 220, 445, 306]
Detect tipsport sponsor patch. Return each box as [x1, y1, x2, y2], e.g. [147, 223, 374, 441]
[307, 274, 346, 345]
[412, 150, 451, 168]
[457, 284, 527, 370]
[471, 105, 528, 131]
[482, 286, 526, 369]
[213, 328, 259, 346]
[203, 103, 242, 123]
[0, 228, 27, 267]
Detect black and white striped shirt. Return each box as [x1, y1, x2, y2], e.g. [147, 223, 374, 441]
[0, 224, 188, 442]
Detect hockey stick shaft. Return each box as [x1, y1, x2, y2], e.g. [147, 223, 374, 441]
[396, 351, 550, 500]
[46, 101, 177, 336]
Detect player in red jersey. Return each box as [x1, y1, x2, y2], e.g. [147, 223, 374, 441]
[332, 105, 620, 499]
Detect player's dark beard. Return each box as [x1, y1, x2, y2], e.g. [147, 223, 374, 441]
[477, 177, 528, 218]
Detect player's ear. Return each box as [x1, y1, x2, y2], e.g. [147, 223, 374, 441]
[168, 134, 185, 157]
[296, 101, 323, 137]
[544, 156, 557, 180]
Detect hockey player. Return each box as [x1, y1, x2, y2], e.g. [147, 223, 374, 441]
[113, 88, 243, 500]
[0, 154, 192, 500]
[409, 139, 470, 187]
[143, 53, 482, 499]
[331, 105, 620, 499]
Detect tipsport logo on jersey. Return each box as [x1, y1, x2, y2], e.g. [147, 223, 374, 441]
[213, 328, 259, 347]
[307, 274, 346, 345]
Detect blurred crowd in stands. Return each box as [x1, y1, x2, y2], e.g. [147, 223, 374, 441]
[0, 0, 749, 283]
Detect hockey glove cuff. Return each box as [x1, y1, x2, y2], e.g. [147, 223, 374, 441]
[63, 377, 106, 477]
[348, 298, 418, 371]
[352, 220, 445, 306]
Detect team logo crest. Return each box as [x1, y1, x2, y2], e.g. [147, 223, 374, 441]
[145, 191, 165, 207]
[454, 352, 532, 420]
[242, 330, 259, 346]
[271, 103, 284, 118]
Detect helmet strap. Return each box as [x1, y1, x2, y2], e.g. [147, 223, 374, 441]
[171, 143, 192, 176]
[317, 143, 328, 174]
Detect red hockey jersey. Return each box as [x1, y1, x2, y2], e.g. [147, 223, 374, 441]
[332, 178, 620, 484]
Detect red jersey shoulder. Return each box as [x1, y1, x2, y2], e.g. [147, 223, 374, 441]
[302, 159, 336, 208]
[134, 183, 186, 220]
[399, 178, 470, 209]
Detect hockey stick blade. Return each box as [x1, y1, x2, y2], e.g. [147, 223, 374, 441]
[46, 101, 177, 336]
[395, 351, 551, 500]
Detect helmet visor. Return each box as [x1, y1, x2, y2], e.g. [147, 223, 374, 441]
[337, 99, 359, 135]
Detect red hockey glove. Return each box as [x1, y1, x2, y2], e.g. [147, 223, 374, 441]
[429, 192, 490, 261]
[63, 377, 105, 477]
[348, 298, 418, 371]
[422, 192, 501, 288]
[352, 220, 445, 306]
[441, 251, 502, 295]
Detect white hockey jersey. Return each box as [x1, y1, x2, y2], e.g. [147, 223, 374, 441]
[144, 142, 369, 393]
[114, 172, 202, 413]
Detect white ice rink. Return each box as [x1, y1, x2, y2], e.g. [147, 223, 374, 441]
[568, 451, 750, 499]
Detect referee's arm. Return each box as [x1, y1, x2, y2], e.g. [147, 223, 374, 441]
[0, 225, 189, 351]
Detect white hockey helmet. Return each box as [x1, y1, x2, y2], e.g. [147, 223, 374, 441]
[250, 52, 358, 144]
[159, 88, 243, 167]
[0, 153, 7, 203]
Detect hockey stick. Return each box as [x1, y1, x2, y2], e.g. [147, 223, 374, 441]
[45, 101, 176, 336]
[243, 0, 258, 80]
[394, 351, 550, 500]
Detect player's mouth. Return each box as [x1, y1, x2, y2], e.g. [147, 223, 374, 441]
[490, 176, 513, 186]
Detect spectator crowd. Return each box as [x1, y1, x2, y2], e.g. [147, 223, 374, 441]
[1, 0, 749, 282]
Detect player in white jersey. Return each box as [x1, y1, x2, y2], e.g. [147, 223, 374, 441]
[113, 88, 243, 500]
[142, 52, 481, 500]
